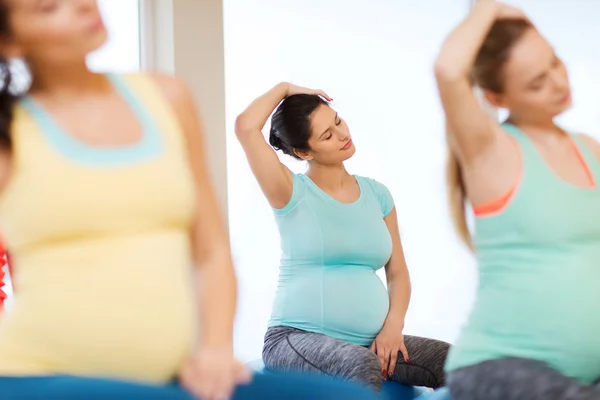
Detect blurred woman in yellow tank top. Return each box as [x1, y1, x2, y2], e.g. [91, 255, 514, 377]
[0, 1, 381, 400]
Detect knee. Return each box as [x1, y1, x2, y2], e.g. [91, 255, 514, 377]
[343, 350, 382, 392]
[430, 341, 450, 385]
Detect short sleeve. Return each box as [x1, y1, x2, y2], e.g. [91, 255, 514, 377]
[272, 173, 307, 216]
[363, 177, 395, 217]
[377, 182, 395, 217]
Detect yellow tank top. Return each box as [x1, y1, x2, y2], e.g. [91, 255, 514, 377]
[0, 74, 197, 383]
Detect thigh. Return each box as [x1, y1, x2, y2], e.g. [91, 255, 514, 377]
[234, 371, 378, 400]
[448, 357, 600, 400]
[390, 335, 449, 388]
[0, 375, 194, 400]
[263, 326, 381, 390]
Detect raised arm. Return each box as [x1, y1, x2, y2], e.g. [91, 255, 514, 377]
[434, 1, 523, 165]
[235, 83, 331, 209]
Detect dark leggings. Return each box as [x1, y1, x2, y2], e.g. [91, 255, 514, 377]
[263, 326, 449, 392]
[0, 372, 379, 400]
[448, 357, 600, 400]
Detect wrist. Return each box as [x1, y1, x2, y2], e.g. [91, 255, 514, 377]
[199, 339, 233, 353]
[473, 0, 500, 19]
[384, 315, 405, 329]
[276, 82, 290, 97]
[200, 328, 234, 351]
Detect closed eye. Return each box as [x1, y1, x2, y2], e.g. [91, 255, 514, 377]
[37, 0, 59, 12]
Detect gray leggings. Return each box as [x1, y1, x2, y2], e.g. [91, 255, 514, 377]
[263, 326, 449, 392]
[448, 357, 600, 400]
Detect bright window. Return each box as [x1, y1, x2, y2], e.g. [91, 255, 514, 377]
[225, 0, 475, 361]
[87, 0, 141, 72]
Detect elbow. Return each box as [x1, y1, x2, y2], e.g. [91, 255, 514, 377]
[207, 248, 235, 274]
[234, 114, 250, 139]
[434, 58, 470, 84]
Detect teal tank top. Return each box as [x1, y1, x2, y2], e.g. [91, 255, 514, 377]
[268, 173, 394, 346]
[445, 124, 600, 383]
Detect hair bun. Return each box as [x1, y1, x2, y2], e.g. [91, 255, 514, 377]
[269, 127, 284, 150]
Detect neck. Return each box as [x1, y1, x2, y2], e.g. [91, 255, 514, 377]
[507, 114, 562, 137]
[27, 59, 109, 97]
[306, 162, 350, 190]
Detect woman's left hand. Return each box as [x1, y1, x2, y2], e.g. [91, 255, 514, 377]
[370, 320, 409, 380]
[179, 346, 252, 400]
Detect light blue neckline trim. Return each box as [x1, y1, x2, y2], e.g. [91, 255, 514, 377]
[19, 73, 163, 166]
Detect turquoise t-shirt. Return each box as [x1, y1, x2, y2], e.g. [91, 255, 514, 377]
[268, 173, 394, 346]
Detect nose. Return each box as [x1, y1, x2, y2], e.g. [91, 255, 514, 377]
[333, 127, 349, 141]
[76, 0, 99, 14]
[550, 68, 569, 91]
[338, 132, 349, 142]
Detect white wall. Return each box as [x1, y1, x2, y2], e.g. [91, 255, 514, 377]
[225, 0, 600, 363]
[224, 0, 477, 362]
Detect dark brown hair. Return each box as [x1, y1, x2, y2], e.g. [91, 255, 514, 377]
[269, 94, 328, 160]
[448, 19, 532, 249]
[0, 0, 16, 150]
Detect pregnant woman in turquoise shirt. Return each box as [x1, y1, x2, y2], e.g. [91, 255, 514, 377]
[235, 83, 449, 392]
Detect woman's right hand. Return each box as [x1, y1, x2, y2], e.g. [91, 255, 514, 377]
[284, 83, 333, 101]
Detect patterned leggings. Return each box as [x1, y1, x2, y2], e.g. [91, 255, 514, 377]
[448, 357, 600, 400]
[263, 325, 450, 391]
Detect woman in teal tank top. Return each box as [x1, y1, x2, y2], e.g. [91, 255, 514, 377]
[436, 2, 600, 399]
[235, 83, 449, 392]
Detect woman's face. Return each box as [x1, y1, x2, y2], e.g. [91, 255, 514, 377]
[487, 29, 572, 120]
[2, 0, 107, 66]
[298, 104, 356, 164]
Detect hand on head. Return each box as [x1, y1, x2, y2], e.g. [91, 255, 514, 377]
[285, 83, 332, 102]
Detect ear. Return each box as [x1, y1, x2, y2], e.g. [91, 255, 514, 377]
[293, 149, 313, 161]
[482, 90, 507, 109]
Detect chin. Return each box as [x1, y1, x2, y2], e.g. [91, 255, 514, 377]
[340, 146, 356, 161]
[551, 103, 572, 118]
[86, 29, 109, 53]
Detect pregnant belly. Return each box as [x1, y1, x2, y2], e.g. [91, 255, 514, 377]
[0, 275, 195, 382]
[0, 235, 196, 382]
[276, 266, 389, 345]
[451, 264, 600, 383]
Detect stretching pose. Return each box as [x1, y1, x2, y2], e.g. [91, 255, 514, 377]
[436, 2, 600, 400]
[235, 83, 449, 392]
[0, 1, 380, 400]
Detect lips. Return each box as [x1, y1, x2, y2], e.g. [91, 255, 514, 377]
[341, 139, 353, 150]
[88, 17, 105, 33]
[558, 92, 571, 104]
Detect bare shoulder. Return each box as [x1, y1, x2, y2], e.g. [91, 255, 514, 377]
[143, 71, 192, 106]
[142, 72, 200, 145]
[576, 133, 600, 161]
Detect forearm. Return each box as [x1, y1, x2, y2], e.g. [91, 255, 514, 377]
[435, 1, 499, 79]
[198, 251, 237, 349]
[385, 271, 411, 327]
[235, 82, 288, 135]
